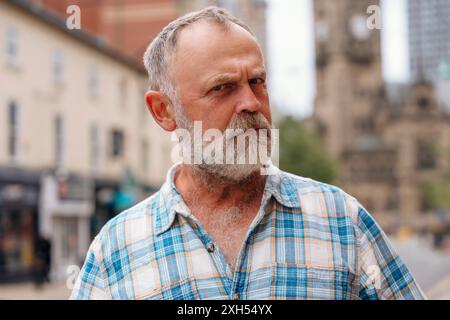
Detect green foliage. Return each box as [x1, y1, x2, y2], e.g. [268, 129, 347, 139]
[422, 148, 450, 211]
[278, 116, 338, 184]
[423, 175, 450, 211]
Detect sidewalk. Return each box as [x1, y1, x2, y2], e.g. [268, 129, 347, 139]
[389, 235, 450, 299]
[0, 282, 71, 300]
[426, 275, 450, 300]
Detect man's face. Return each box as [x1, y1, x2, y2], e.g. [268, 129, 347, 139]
[167, 21, 273, 182]
[171, 20, 272, 132]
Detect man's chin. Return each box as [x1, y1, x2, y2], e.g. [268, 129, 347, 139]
[192, 163, 262, 184]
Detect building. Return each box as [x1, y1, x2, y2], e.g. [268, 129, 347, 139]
[408, 0, 450, 83]
[30, 0, 267, 65]
[0, 0, 173, 282]
[311, 0, 450, 232]
[313, 0, 383, 158]
[29, 0, 178, 62]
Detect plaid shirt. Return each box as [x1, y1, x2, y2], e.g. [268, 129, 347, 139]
[71, 163, 425, 300]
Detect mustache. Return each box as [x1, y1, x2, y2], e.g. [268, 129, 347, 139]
[201, 113, 272, 144]
[227, 113, 272, 132]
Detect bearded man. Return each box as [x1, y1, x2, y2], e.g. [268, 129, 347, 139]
[71, 7, 425, 300]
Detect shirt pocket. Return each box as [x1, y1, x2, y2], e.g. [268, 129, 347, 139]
[270, 263, 359, 300]
[138, 277, 199, 300]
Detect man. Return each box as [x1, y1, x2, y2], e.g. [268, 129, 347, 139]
[71, 7, 425, 300]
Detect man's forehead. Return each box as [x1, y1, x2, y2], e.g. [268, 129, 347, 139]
[174, 20, 261, 61]
[172, 20, 264, 82]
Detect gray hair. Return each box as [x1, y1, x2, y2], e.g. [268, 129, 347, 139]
[143, 6, 254, 103]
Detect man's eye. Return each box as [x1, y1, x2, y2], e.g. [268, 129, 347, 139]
[249, 78, 265, 85]
[211, 84, 226, 91]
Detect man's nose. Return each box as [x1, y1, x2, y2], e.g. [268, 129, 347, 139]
[235, 84, 262, 114]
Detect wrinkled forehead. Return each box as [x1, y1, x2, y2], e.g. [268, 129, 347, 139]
[174, 19, 260, 52]
[170, 20, 265, 81]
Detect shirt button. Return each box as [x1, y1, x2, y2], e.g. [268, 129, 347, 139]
[232, 292, 239, 300]
[206, 242, 215, 253]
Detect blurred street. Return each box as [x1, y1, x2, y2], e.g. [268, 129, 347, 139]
[0, 282, 71, 300]
[390, 235, 450, 299]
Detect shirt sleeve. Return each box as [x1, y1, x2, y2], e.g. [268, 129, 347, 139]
[70, 235, 110, 300]
[355, 205, 426, 300]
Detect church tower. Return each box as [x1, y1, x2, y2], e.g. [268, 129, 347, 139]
[313, 0, 383, 159]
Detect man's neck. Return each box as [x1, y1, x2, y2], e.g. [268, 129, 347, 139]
[174, 165, 266, 211]
[174, 165, 267, 270]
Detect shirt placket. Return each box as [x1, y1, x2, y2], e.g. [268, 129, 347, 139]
[188, 214, 235, 294]
[175, 190, 274, 300]
[191, 218, 244, 299]
[229, 192, 274, 300]
[176, 205, 234, 297]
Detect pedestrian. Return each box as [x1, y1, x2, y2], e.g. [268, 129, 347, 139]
[33, 237, 51, 288]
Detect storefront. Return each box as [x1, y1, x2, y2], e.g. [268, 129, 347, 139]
[0, 167, 40, 283]
[39, 172, 93, 281]
[92, 176, 160, 239]
[92, 179, 119, 239]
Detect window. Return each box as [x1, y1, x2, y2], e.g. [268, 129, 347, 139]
[417, 97, 430, 110]
[355, 118, 374, 133]
[416, 140, 436, 170]
[88, 64, 99, 98]
[420, 191, 433, 211]
[55, 114, 64, 167]
[119, 77, 128, 108]
[55, 217, 78, 261]
[52, 49, 64, 84]
[111, 129, 124, 157]
[5, 27, 19, 66]
[385, 189, 399, 211]
[7, 101, 19, 162]
[90, 125, 100, 173]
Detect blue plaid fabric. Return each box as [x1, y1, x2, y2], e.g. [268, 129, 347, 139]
[71, 163, 425, 300]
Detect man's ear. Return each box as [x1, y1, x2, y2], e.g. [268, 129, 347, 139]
[145, 91, 177, 132]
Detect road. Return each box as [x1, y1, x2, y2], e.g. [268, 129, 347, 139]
[390, 235, 450, 299]
[0, 282, 71, 300]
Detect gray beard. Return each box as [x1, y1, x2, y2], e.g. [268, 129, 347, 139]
[192, 161, 262, 185]
[173, 101, 272, 184]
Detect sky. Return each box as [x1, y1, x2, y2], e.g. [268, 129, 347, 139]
[267, 0, 409, 118]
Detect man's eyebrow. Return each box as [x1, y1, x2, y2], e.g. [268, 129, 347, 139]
[206, 74, 239, 87]
[252, 69, 267, 79]
[206, 69, 267, 87]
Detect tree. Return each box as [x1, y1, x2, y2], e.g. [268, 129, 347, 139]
[422, 177, 450, 211]
[422, 147, 450, 211]
[278, 116, 338, 184]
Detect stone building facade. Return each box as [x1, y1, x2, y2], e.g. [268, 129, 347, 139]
[1, 0, 173, 282]
[312, 0, 450, 232]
